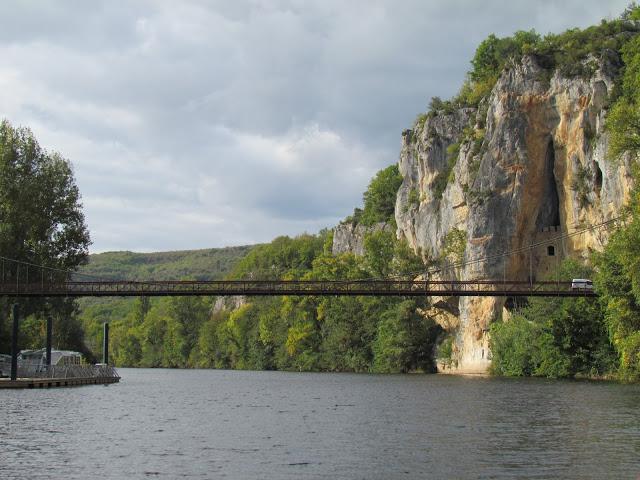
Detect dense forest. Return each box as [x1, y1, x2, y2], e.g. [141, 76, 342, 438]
[92, 166, 441, 373]
[4, 6, 640, 380]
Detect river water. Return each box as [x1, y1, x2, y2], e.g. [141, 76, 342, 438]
[1, 369, 639, 479]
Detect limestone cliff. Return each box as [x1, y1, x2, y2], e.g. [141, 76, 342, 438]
[212, 295, 246, 314]
[395, 52, 634, 373]
[332, 222, 390, 256]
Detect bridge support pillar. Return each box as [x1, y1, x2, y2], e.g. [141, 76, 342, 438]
[10, 304, 19, 381]
[103, 322, 109, 365]
[46, 314, 53, 367]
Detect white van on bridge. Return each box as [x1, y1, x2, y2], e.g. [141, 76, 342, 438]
[571, 279, 594, 291]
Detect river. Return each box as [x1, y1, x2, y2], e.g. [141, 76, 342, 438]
[1, 369, 639, 479]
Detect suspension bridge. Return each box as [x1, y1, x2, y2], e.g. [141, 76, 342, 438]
[0, 216, 620, 299]
[0, 216, 618, 385]
[0, 278, 594, 297]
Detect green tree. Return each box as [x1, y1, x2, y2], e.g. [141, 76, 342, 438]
[112, 326, 143, 367]
[607, 35, 640, 159]
[217, 303, 277, 370]
[459, 30, 541, 107]
[490, 260, 615, 378]
[363, 229, 395, 277]
[309, 251, 366, 281]
[232, 234, 325, 280]
[318, 296, 379, 371]
[372, 300, 439, 373]
[489, 315, 542, 376]
[168, 295, 211, 365]
[139, 306, 170, 367]
[392, 238, 425, 278]
[133, 296, 151, 325]
[0, 120, 91, 355]
[595, 191, 640, 381]
[622, 2, 640, 20]
[194, 310, 229, 368]
[360, 165, 403, 226]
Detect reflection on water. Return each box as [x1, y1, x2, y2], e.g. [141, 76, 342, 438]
[1, 369, 640, 479]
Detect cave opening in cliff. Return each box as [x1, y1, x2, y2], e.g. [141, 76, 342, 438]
[536, 139, 561, 230]
[595, 163, 603, 197]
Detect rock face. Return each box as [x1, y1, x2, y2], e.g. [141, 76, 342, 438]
[395, 53, 634, 373]
[332, 222, 390, 256]
[212, 295, 246, 314]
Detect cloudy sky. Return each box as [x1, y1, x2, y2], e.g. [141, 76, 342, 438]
[0, 0, 629, 252]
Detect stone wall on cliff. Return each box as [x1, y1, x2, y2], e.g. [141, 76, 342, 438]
[395, 52, 634, 373]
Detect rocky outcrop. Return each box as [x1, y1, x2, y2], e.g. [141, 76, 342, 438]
[396, 52, 634, 373]
[332, 222, 390, 256]
[212, 295, 246, 314]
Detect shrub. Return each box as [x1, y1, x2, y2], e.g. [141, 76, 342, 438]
[489, 315, 570, 378]
[407, 187, 420, 209]
[489, 316, 540, 376]
[571, 163, 591, 207]
[441, 228, 467, 264]
[414, 113, 428, 131]
[428, 96, 458, 116]
[431, 143, 460, 200]
[436, 336, 454, 367]
[341, 207, 363, 225]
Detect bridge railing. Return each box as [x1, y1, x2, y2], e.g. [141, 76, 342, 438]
[14, 363, 120, 380]
[0, 279, 593, 297]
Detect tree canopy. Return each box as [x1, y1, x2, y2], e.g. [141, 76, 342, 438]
[606, 33, 640, 159]
[95, 229, 436, 373]
[490, 260, 616, 379]
[0, 120, 90, 271]
[0, 120, 91, 355]
[360, 165, 403, 226]
[425, 7, 640, 113]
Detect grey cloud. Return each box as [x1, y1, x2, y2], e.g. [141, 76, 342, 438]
[0, 0, 631, 252]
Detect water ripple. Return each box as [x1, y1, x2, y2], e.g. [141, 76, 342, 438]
[1, 370, 639, 479]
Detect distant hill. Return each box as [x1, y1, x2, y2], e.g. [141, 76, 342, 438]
[78, 245, 255, 281]
[75, 245, 257, 357]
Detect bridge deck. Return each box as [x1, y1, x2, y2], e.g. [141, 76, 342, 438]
[0, 280, 596, 297]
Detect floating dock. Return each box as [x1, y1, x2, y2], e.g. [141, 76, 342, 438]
[0, 375, 120, 389]
[0, 363, 120, 389]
